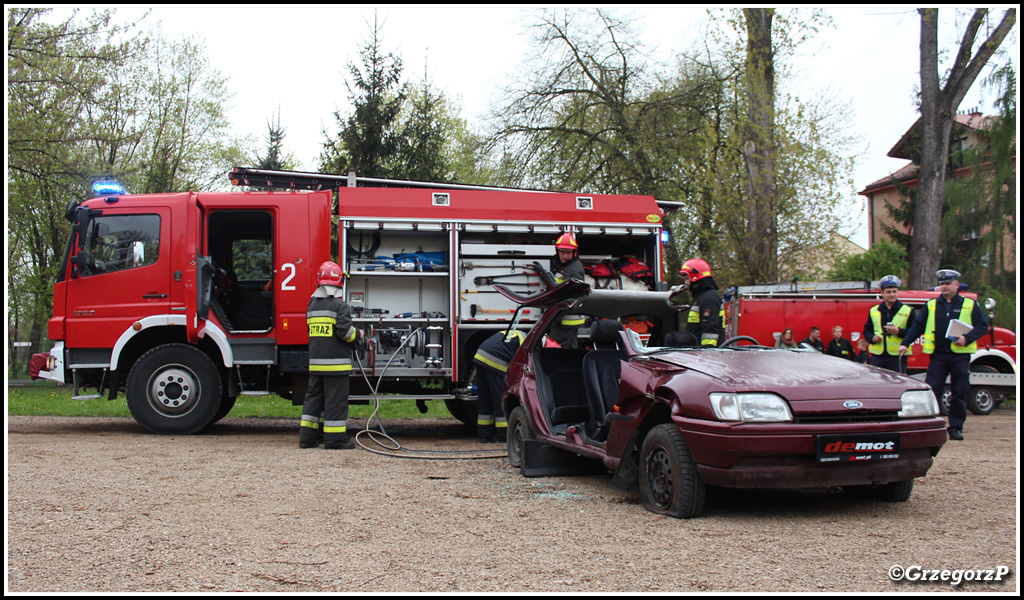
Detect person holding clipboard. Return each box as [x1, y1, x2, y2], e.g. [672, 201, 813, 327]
[899, 269, 988, 440]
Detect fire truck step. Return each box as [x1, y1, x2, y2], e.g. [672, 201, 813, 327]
[239, 390, 271, 397]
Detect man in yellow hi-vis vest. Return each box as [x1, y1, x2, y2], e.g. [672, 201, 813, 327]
[862, 275, 915, 372]
[300, 261, 363, 450]
[900, 270, 988, 441]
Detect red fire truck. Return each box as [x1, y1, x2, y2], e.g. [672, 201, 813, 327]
[31, 168, 669, 434]
[724, 281, 1017, 415]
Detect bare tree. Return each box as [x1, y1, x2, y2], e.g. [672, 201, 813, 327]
[741, 8, 778, 283]
[910, 8, 1016, 289]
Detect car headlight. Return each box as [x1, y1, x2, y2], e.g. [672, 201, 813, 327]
[709, 392, 793, 422]
[899, 389, 939, 418]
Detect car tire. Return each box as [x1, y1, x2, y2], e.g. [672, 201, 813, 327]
[639, 424, 706, 518]
[875, 479, 914, 502]
[126, 344, 222, 434]
[507, 405, 534, 469]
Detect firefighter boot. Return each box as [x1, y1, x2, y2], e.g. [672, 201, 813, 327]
[299, 423, 321, 449]
[324, 432, 355, 450]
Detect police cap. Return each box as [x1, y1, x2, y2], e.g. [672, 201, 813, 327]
[879, 275, 902, 289]
[936, 269, 961, 282]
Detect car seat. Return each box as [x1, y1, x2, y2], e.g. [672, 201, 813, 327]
[663, 331, 699, 347]
[582, 319, 626, 441]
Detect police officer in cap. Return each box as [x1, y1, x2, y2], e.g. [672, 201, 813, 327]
[900, 269, 987, 441]
[863, 275, 914, 372]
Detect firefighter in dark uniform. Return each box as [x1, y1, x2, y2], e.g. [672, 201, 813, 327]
[863, 275, 914, 372]
[548, 232, 586, 348]
[473, 329, 525, 443]
[300, 261, 363, 450]
[900, 269, 988, 441]
[679, 258, 724, 347]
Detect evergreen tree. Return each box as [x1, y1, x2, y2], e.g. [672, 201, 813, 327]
[257, 108, 287, 170]
[319, 12, 405, 177]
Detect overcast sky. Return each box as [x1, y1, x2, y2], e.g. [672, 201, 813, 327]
[59, 6, 1019, 248]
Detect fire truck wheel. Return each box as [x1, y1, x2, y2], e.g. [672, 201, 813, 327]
[639, 424, 706, 519]
[938, 386, 951, 416]
[506, 406, 534, 469]
[126, 344, 222, 434]
[211, 394, 237, 423]
[967, 364, 1000, 415]
[968, 386, 998, 415]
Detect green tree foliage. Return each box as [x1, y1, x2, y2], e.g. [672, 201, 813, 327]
[256, 108, 297, 171]
[7, 8, 137, 331]
[829, 240, 908, 282]
[319, 12, 405, 178]
[488, 8, 856, 286]
[8, 8, 246, 336]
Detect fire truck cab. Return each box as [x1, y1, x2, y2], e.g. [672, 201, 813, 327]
[33, 169, 669, 434]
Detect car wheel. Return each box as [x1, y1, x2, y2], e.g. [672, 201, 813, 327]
[967, 364, 1000, 415]
[876, 479, 914, 502]
[507, 406, 534, 469]
[639, 424, 706, 518]
[126, 344, 222, 434]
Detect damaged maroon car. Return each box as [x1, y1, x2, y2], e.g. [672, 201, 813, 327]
[497, 281, 948, 518]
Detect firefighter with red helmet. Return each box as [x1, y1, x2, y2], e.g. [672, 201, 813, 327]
[300, 261, 363, 449]
[548, 232, 586, 348]
[679, 258, 724, 347]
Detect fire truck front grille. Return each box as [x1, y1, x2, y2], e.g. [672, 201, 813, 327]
[793, 412, 900, 424]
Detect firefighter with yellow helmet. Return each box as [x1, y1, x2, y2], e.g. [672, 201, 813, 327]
[548, 232, 586, 348]
[300, 261, 363, 450]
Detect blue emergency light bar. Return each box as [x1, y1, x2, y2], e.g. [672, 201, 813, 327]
[92, 180, 126, 196]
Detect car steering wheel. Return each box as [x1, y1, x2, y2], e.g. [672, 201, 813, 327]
[721, 335, 760, 347]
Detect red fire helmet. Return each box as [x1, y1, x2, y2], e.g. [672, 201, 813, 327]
[555, 232, 578, 251]
[316, 261, 345, 286]
[680, 258, 712, 283]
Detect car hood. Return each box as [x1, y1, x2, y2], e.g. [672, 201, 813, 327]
[647, 348, 924, 401]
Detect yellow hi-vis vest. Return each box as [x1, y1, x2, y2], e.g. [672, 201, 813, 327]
[922, 297, 976, 354]
[869, 303, 912, 355]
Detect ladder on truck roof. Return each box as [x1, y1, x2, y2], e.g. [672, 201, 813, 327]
[734, 280, 880, 296]
[228, 167, 550, 193]
[227, 167, 683, 212]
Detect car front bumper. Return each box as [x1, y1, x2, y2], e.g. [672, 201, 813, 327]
[674, 416, 948, 489]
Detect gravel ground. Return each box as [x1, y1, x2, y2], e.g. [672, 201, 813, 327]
[6, 409, 1019, 593]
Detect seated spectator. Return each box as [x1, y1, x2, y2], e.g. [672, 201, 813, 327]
[799, 326, 824, 352]
[825, 326, 856, 360]
[775, 327, 797, 349]
[855, 337, 870, 364]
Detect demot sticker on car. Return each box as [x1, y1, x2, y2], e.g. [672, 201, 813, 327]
[816, 433, 900, 462]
